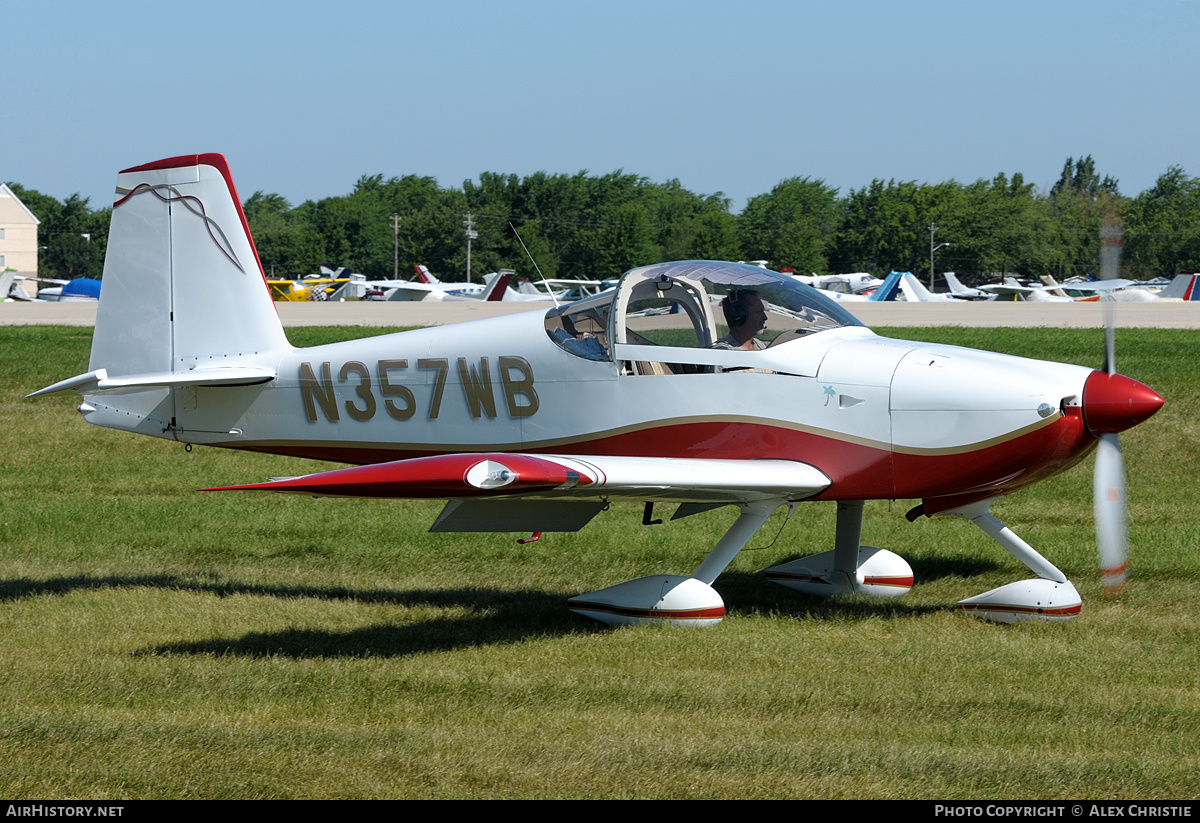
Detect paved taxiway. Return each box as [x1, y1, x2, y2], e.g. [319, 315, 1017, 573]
[4, 300, 1199, 329]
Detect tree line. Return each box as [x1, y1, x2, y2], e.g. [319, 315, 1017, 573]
[10, 156, 1200, 286]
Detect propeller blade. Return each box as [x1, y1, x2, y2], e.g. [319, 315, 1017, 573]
[1095, 216, 1128, 596]
[1094, 432, 1129, 597]
[1100, 217, 1122, 375]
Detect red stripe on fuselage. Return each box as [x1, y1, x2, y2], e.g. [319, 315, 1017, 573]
[227, 408, 1092, 502]
[893, 409, 1090, 499]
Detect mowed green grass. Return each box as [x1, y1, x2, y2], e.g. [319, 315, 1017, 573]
[1, 324, 1198, 799]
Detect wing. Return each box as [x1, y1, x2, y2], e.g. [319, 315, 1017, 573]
[206, 453, 830, 532]
[978, 283, 1034, 297]
[381, 282, 441, 301]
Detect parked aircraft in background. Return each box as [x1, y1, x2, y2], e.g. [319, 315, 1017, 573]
[32, 154, 1164, 628]
[412, 264, 473, 291]
[0, 270, 20, 301]
[1151, 272, 1200, 301]
[1039, 274, 1139, 299]
[513, 278, 612, 303]
[1035, 274, 1165, 302]
[809, 271, 903, 303]
[977, 277, 1076, 302]
[37, 277, 101, 302]
[403, 266, 610, 304]
[366, 266, 512, 302]
[781, 269, 883, 296]
[1, 272, 71, 302]
[943, 273, 995, 301]
[898, 273, 961, 302]
[267, 269, 363, 302]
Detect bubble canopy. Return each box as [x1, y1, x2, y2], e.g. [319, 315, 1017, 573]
[623, 261, 865, 330]
[544, 260, 865, 366]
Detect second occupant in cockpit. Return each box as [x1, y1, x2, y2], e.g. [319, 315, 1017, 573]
[714, 288, 769, 351]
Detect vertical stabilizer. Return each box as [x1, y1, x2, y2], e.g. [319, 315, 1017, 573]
[1037, 274, 1071, 298]
[944, 272, 971, 297]
[899, 273, 943, 302]
[1184, 274, 1199, 301]
[414, 264, 440, 284]
[867, 271, 903, 302]
[482, 270, 515, 301]
[89, 154, 290, 379]
[1158, 272, 1200, 301]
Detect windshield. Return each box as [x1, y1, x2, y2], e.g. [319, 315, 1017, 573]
[624, 261, 865, 335]
[544, 260, 864, 364]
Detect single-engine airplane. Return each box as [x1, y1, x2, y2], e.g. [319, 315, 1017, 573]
[267, 268, 363, 302]
[31, 154, 1164, 626]
[897, 273, 961, 303]
[943, 272, 996, 301]
[365, 266, 514, 302]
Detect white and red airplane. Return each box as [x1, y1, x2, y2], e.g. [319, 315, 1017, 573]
[416, 266, 610, 304]
[31, 155, 1164, 626]
[365, 264, 512, 302]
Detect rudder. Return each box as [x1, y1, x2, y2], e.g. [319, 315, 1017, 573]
[89, 154, 290, 378]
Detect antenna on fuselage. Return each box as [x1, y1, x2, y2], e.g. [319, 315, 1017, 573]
[509, 222, 559, 308]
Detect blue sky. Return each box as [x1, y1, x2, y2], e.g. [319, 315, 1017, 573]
[6, 0, 1198, 212]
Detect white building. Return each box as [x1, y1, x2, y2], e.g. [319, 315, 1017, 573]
[0, 184, 40, 286]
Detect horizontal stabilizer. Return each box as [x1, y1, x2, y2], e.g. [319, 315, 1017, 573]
[29, 366, 276, 398]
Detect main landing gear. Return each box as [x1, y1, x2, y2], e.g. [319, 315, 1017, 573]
[567, 496, 1080, 626]
[764, 501, 914, 599]
[567, 500, 779, 626]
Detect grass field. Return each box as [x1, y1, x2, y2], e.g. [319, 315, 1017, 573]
[1, 325, 1197, 799]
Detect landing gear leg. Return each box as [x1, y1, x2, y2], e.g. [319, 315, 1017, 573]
[692, 500, 778, 584]
[766, 501, 913, 598]
[568, 500, 780, 626]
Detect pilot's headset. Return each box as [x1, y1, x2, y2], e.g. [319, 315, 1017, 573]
[723, 289, 754, 327]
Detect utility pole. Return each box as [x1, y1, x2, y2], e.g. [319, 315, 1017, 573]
[463, 213, 477, 283]
[392, 214, 400, 280]
[929, 225, 950, 289]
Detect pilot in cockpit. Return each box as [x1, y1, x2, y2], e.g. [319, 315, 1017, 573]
[714, 288, 769, 352]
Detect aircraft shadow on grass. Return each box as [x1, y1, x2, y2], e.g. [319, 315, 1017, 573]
[715, 554, 1001, 620]
[0, 561, 1000, 659]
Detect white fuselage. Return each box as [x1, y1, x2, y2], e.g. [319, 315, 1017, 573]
[80, 307, 1095, 503]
